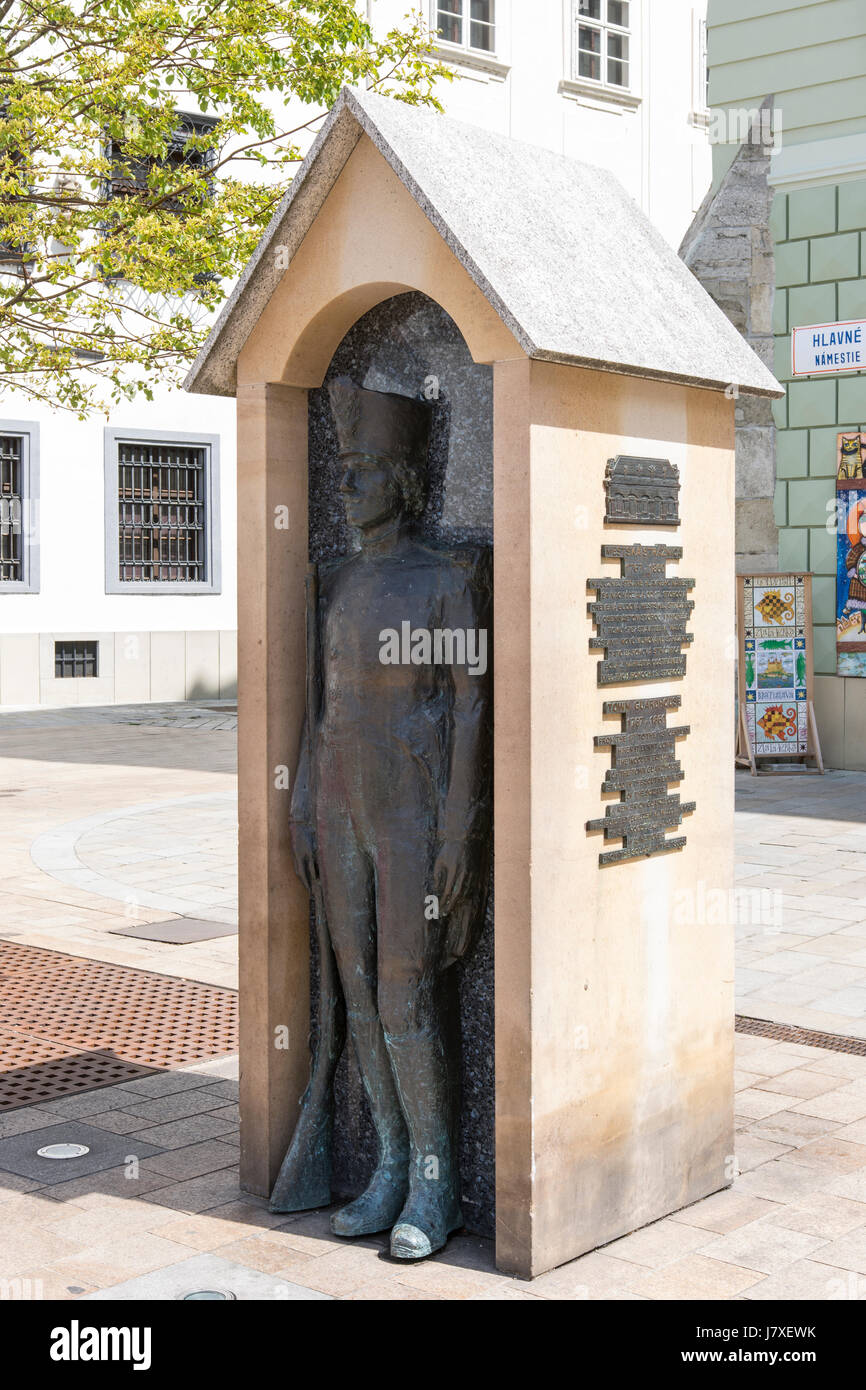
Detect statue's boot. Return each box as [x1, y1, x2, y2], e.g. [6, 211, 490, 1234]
[384, 1028, 462, 1260]
[330, 1160, 408, 1237]
[330, 1010, 409, 1238]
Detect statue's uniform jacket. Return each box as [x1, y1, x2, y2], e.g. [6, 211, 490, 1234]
[307, 535, 490, 1036]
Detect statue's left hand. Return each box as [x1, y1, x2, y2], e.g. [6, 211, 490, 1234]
[434, 838, 468, 916]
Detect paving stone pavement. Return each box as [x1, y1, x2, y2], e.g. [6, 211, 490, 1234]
[3, 707, 866, 1031]
[0, 703, 237, 988]
[736, 769, 866, 1040]
[2, 705, 866, 1298]
[0, 1040, 864, 1300]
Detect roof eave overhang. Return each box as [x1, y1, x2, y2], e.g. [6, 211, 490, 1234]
[184, 94, 364, 397]
[184, 87, 783, 401]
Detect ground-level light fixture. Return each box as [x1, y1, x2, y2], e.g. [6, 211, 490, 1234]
[179, 1290, 236, 1301]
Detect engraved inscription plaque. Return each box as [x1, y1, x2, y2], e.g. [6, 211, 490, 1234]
[586, 696, 695, 865]
[587, 544, 695, 684]
[604, 456, 680, 526]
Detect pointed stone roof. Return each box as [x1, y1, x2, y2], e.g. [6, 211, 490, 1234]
[185, 86, 782, 399]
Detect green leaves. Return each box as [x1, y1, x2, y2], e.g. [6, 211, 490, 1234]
[0, 0, 450, 412]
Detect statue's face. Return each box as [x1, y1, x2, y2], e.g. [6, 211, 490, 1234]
[339, 452, 403, 532]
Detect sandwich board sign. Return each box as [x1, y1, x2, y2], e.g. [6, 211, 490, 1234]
[736, 573, 823, 775]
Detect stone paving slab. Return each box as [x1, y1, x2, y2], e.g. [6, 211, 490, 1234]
[83, 1251, 331, 1301]
[0, 1119, 164, 1183]
[110, 917, 237, 943]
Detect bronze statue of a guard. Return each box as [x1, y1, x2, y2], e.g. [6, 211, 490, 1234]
[270, 376, 492, 1260]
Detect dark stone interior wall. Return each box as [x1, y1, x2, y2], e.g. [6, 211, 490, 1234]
[306, 291, 495, 1236]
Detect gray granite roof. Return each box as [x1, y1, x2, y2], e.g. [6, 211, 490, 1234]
[185, 86, 782, 399]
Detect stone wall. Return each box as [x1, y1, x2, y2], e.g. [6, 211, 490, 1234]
[680, 105, 777, 573]
[0, 630, 237, 706]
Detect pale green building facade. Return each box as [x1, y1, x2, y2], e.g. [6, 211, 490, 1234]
[705, 0, 866, 767]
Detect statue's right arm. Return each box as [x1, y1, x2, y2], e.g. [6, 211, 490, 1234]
[289, 735, 318, 891]
[289, 560, 324, 893]
[290, 731, 311, 826]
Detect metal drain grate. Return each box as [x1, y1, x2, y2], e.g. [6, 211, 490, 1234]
[0, 1028, 155, 1109]
[0, 940, 238, 1111]
[736, 1014, 866, 1056]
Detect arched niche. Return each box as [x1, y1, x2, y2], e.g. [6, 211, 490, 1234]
[235, 133, 523, 392]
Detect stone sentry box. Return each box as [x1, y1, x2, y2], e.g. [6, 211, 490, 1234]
[185, 88, 782, 1278]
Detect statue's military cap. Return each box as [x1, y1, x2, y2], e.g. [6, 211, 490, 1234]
[328, 376, 431, 463]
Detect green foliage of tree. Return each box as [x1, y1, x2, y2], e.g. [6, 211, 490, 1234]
[0, 0, 450, 413]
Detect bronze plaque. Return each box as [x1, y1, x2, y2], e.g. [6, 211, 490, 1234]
[588, 544, 694, 684]
[604, 455, 680, 526]
[587, 696, 695, 865]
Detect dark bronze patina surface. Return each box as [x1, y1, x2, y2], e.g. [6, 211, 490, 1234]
[604, 456, 680, 526]
[270, 377, 492, 1263]
[588, 544, 695, 684]
[587, 696, 695, 865]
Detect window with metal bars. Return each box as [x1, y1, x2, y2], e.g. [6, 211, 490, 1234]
[0, 421, 38, 592]
[0, 434, 22, 583]
[102, 111, 220, 289]
[0, 103, 32, 271]
[105, 111, 219, 206]
[55, 641, 98, 678]
[117, 440, 207, 583]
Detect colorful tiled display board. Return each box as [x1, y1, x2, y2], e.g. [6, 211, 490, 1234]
[736, 573, 823, 773]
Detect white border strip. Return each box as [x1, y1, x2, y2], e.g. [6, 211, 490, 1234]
[29, 792, 237, 926]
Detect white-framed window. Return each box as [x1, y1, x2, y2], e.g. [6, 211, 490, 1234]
[572, 0, 631, 90]
[104, 427, 221, 594]
[0, 420, 39, 593]
[690, 10, 710, 124]
[434, 1, 496, 55]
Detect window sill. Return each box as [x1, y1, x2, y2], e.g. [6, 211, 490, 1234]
[433, 44, 510, 83]
[106, 582, 221, 596]
[558, 77, 641, 112]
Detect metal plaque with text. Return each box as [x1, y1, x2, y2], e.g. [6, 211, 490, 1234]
[588, 544, 694, 684]
[586, 696, 695, 866]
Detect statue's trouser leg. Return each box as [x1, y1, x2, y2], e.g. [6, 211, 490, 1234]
[316, 814, 409, 1236]
[383, 1022, 462, 1258]
[376, 842, 462, 1258]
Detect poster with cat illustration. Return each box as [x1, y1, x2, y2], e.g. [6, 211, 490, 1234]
[837, 432, 866, 677]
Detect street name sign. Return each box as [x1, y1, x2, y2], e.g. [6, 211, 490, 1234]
[792, 319, 866, 376]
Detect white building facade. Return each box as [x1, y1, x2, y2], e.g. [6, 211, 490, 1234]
[0, 0, 711, 708]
